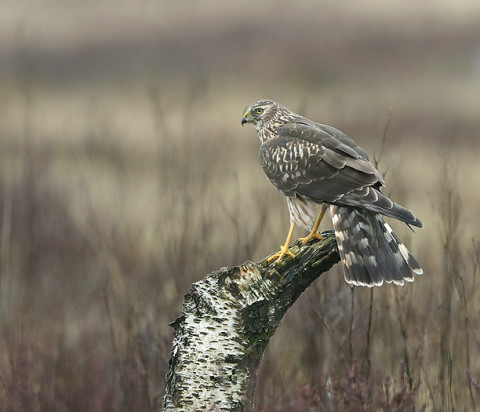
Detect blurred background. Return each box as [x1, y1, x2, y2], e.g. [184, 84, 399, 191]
[1, 0, 480, 410]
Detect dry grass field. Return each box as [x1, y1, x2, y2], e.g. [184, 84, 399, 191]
[1, 1, 480, 410]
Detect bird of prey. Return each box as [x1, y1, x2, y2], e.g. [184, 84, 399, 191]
[241, 99, 423, 287]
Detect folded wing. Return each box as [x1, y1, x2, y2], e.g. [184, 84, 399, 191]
[259, 121, 423, 228]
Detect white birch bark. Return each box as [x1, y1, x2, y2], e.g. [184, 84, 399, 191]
[162, 232, 339, 412]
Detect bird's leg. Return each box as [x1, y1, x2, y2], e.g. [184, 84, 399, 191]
[267, 222, 296, 264]
[298, 204, 328, 245]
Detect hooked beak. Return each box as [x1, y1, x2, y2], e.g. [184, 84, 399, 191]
[241, 110, 249, 126]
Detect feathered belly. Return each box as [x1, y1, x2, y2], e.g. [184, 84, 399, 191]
[286, 195, 323, 230]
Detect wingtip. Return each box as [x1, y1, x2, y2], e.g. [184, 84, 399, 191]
[406, 217, 423, 232]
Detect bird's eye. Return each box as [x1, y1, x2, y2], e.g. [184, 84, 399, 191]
[255, 108, 264, 114]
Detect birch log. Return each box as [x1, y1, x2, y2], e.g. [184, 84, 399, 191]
[162, 231, 340, 412]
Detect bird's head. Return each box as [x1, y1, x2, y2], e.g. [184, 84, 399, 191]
[241, 99, 279, 130]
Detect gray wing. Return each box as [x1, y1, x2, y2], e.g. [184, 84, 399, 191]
[314, 123, 370, 160]
[259, 121, 423, 227]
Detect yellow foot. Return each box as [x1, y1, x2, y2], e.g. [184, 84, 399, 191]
[298, 232, 324, 245]
[267, 245, 296, 264]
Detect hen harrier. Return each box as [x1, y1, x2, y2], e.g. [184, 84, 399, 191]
[242, 99, 423, 287]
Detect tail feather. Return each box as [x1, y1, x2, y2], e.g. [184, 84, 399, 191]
[330, 205, 423, 287]
[340, 187, 424, 228]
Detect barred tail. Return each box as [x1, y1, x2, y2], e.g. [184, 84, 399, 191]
[330, 205, 423, 287]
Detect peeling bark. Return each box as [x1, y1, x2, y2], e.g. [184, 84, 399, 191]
[162, 231, 340, 412]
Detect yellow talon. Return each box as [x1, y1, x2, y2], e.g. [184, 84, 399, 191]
[298, 232, 324, 245]
[268, 246, 296, 264]
[268, 221, 296, 264]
